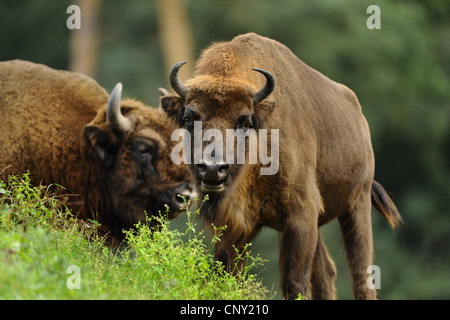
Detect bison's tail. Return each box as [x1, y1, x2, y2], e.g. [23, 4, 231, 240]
[371, 180, 403, 229]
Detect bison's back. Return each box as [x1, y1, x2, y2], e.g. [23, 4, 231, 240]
[0, 60, 107, 118]
[0, 60, 108, 183]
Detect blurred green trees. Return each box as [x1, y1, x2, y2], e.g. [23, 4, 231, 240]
[0, 0, 449, 299]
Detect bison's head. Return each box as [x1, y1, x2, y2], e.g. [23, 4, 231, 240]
[161, 62, 276, 200]
[83, 83, 195, 237]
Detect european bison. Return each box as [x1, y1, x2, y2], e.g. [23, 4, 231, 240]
[161, 33, 402, 299]
[0, 60, 195, 240]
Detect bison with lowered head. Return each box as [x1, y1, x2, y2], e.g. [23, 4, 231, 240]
[161, 33, 402, 299]
[0, 60, 195, 240]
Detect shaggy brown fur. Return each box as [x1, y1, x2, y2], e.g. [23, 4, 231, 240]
[162, 33, 402, 299]
[0, 60, 194, 240]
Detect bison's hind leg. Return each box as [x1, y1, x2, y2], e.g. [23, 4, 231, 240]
[310, 233, 337, 299]
[338, 189, 376, 300]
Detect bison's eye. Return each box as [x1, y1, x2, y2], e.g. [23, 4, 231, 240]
[182, 108, 198, 130]
[130, 138, 157, 160]
[182, 115, 193, 127]
[237, 115, 254, 132]
[134, 144, 154, 155]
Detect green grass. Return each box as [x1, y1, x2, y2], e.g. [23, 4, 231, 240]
[0, 173, 269, 299]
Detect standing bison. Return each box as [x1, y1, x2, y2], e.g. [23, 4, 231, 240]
[161, 33, 402, 299]
[0, 60, 195, 240]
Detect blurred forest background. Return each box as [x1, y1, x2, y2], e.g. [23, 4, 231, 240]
[1, 0, 449, 299]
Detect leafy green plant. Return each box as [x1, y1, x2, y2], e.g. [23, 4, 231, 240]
[0, 173, 69, 231]
[0, 174, 269, 299]
[124, 194, 268, 299]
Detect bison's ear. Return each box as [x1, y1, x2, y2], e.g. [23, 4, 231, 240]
[253, 100, 276, 129]
[160, 95, 185, 126]
[83, 125, 118, 161]
[157, 87, 170, 109]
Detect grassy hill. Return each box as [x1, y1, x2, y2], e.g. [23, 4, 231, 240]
[0, 173, 269, 299]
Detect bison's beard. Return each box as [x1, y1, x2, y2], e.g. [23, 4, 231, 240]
[200, 194, 223, 221]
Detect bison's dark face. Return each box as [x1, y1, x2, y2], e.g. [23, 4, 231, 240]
[161, 62, 276, 200]
[178, 94, 252, 196]
[83, 83, 195, 234]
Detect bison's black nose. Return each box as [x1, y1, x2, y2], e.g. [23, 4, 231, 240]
[173, 182, 196, 205]
[196, 161, 229, 182]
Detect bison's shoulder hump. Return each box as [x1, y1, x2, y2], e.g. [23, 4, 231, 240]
[0, 59, 108, 100]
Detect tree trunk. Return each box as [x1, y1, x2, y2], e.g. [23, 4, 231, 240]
[156, 0, 195, 86]
[69, 0, 101, 78]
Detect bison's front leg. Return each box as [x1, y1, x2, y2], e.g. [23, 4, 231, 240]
[214, 227, 258, 274]
[280, 214, 319, 299]
[214, 239, 239, 273]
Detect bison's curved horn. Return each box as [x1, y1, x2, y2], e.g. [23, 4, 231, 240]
[169, 61, 188, 99]
[251, 68, 276, 105]
[106, 82, 131, 133]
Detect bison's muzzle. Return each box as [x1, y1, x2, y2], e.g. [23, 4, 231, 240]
[196, 160, 230, 193]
